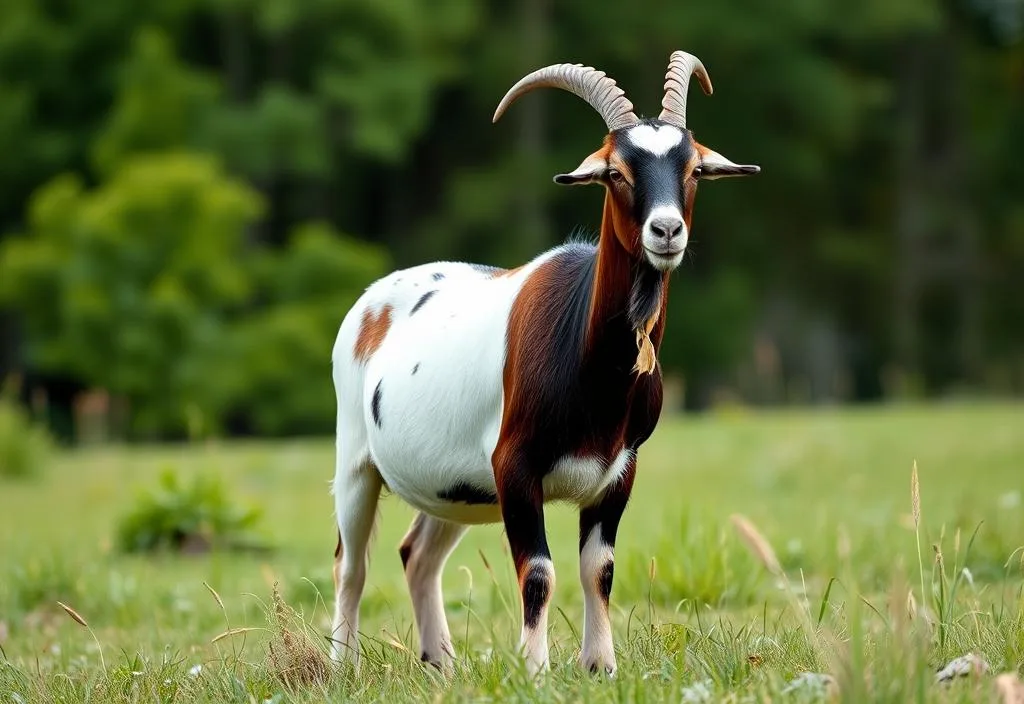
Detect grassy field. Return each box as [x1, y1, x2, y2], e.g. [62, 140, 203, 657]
[1, 402, 1022, 702]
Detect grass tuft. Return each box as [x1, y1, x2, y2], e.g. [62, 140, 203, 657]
[266, 582, 332, 692]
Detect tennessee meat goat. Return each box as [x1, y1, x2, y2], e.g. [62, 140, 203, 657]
[329, 49, 760, 676]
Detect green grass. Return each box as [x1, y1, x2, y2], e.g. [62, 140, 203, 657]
[1, 402, 1022, 702]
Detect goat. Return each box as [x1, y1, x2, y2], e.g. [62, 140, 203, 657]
[329, 50, 759, 677]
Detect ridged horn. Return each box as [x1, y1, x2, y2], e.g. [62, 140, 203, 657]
[493, 63, 638, 132]
[658, 51, 714, 129]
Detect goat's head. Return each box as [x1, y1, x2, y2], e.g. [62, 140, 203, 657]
[493, 51, 759, 272]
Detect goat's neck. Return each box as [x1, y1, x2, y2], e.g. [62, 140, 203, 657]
[586, 195, 670, 355]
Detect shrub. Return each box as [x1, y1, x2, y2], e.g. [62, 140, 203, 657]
[0, 392, 53, 480]
[116, 468, 269, 554]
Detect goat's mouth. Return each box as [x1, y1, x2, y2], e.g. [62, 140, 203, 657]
[643, 246, 685, 271]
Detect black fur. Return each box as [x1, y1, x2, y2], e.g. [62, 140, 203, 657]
[371, 380, 383, 428]
[411, 290, 437, 314]
[598, 561, 614, 604]
[432, 272, 445, 281]
[412, 363, 419, 375]
[629, 263, 664, 330]
[437, 482, 498, 505]
[522, 564, 551, 629]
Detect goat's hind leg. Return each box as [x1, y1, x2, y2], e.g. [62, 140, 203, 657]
[399, 513, 467, 670]
[331, 451, 383, 667]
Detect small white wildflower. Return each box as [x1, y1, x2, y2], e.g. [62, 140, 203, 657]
[188, 664, 203, 677]
[999, 491, 1020, 509]
[783, 672, 837, 695]
[681, 678, 714, 703]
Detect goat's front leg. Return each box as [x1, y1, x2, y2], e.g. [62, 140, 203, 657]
[577, 453, 637, 676]
[495, 452, 554, 677]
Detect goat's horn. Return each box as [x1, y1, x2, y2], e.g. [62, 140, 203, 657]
[492, 63, 638, 132]
[658, 51, 713, 129]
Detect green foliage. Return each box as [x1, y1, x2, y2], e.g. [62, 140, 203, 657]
[0, 390, 52, 480]
[116, 468, 267, 554]
[92, 26, 220, 175]
[0, 152, 262, 436]
[223, 222, 390, 435]
[3, 553, 80, 615]
[0, 154, 387, 439]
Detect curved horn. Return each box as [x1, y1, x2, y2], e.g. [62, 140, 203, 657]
[492, 63, 638, 132]
[658, 51, 714, 129]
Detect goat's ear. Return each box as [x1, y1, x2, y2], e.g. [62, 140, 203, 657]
[554, 150, 607, 185]
[696, 144, 760, 180]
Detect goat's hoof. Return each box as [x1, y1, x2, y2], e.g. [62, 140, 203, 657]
[582, 658, 616, 678]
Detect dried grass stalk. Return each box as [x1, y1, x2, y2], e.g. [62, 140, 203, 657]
[730, 514, 782, 577]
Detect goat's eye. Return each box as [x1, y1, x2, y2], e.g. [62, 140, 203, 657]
[691, 166, 703, 179]
[608, 169, 624, 183]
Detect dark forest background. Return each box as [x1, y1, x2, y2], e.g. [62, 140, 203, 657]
[0, 0, 1022, 442]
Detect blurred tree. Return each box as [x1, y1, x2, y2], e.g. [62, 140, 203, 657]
[221, 222, 390, 435]
[0, 154, 260, 437]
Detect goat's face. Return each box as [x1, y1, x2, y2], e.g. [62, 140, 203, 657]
[493, 51, 760, 272]
[555, 120, 758, 272]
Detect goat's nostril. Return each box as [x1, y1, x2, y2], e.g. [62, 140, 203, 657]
[650, 217, 683, 239]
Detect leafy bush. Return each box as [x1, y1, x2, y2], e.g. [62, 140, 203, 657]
[0, 393, 53, 480]
[0, 158, 389, 439]
[116, 468, 268, 554]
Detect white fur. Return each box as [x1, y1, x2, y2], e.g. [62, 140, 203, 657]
[627, 124, 683, 157]
[545, 448, 633, 505]
[330, 460, 381, 666]
[579, 525, 616, 675]
[349, 257, 545, 523]
[401, 514, 467, 669]
[641, 204, 687, 271]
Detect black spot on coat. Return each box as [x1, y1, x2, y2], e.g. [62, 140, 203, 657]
[411, 290, 437, 314]
[598, 561, 614, 604]
[371, 381, 383, 428]
[437, 482, 498, 505]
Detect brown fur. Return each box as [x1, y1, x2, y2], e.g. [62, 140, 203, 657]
[353, 304, 393, 362]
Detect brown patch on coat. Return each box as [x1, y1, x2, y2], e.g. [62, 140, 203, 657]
[353, 304, 393, 362]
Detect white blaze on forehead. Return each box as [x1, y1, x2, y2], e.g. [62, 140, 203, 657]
[626, 124, 683, 157]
